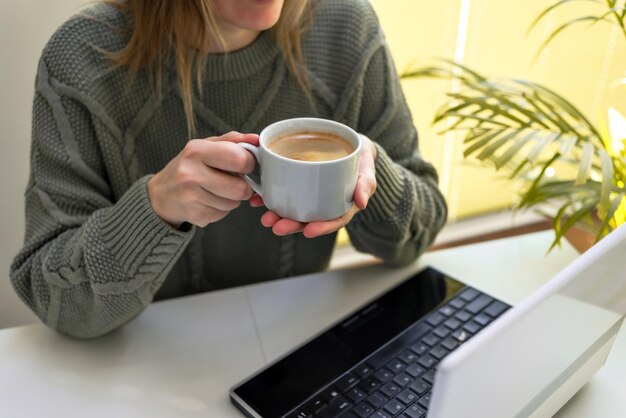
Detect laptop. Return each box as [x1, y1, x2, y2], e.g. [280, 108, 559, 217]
[230, 224, 626, 418]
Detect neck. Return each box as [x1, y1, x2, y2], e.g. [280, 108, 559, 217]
[204, 23, 261, 54]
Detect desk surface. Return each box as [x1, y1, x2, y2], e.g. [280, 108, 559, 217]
[1, 231, 624, 418]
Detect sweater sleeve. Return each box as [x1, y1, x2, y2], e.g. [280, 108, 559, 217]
[10, 61, 194, 339]
[345, 32, 448, 266]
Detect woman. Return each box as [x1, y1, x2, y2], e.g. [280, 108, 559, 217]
[11, 0, 447, 338]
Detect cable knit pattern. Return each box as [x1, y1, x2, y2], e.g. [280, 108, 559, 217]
[11, 0, 447, 338]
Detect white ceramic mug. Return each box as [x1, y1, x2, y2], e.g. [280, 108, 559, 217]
[239, 118, 362, 222]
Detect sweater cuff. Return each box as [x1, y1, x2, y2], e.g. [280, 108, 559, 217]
[360, 143, 406, 222]
[99, 175, 194, 276]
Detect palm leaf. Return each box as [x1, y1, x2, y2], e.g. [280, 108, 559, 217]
[595, 192, 625, 240]
[494, 131, 538, 169]
[535, 16, 611, 59]
[463, 131, 504, 157]
[517, 81, 602, 141]
[528, 0, 601, 35]
[477, 131, 522, 161]
[529, 0, 626, 57]
[549, 200, 598, 250]
[598, 149, 615, 212]
[576, 143, 595, 185]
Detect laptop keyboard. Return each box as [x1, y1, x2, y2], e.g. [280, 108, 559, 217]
[285, 287, 510, 418]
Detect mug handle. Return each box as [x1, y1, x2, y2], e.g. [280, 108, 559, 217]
[238, 143, 263, 197]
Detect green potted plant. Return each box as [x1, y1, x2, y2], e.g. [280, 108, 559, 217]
[402, 0, 626, 251]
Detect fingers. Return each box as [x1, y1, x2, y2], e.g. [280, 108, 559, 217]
[260, 211, 306, 235]
[303, 205, 360, 238]
[260, 211, 281, 227]
[192, 186, 242, 212]
[207, 131, 260, 146]
[183, 139, 256, 174]
[354, 138, 377, 210]
[259, 204, 360, 238]
[198, 168, 254, 201]
[354, 171, 377, 210]
[184, 130, 259, 174]
[249, 194, 264, 207]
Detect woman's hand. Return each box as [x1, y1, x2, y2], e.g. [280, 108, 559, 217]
[250, 134, 378, 238]
[148, 131, 259, 228]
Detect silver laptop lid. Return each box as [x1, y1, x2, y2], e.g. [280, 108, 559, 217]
[428, 224, 626, 418]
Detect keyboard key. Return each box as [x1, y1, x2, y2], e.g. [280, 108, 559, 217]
[354, 363, 374, 379]
[441, 338, 460, 351]
[320, 387, 341, 403]
[417, 355, 437, 369]
[433, 326, 451, 339]
[443, 318, 462, 330]
[452, 329, 471, 343]
[426, 313, 445, 327]
[383, 399, 405, 416]
[346, 387, 367, 404]
[386, 359, 407, 373]
[286, 410, 311, 418]
[465, 294, 494, 314]
[397, 388, 419, 405]
[372, 412, 392, 418]
[329, 395, 350, 407]
[473, 313, 492, 326]
[366, 392, 386, 408]
[429, 345, 449, 360]
[336, 373, 360, 392]
[305, 396, 326, 414]
[353, 402, 375, 418]
[463, 322, 482, 334]
[380, 382, 401, 398]
[409, 379, 430, 395]
[392, 373, 412, 387]
[374, 369, 393, 383]
[454, 311, 472, 322]
[485, 300, 508, 318]
[360, 377, 381, 394]
[449, 298, 465, 310]
[417, 392, 432, 409]
[399, 350, 418, 364]
[410, 342, 429, 356]
[404, 403, 426, 418]
[421, 369, 436, 385]
[404, 363, 425, 378]
[422, 334, 440, 347]
[316, 396, 352, 418]
[459, 288, 479, 302]
[439, 305, 456, 317]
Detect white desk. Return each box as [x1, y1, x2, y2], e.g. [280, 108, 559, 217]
[1, 231, 624, 417]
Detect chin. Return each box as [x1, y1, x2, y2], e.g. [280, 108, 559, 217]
[245, 2, 284, 30]
[214, 0, 285, 32]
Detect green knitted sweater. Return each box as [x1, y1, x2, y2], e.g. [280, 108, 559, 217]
[10, 0, 447, 338]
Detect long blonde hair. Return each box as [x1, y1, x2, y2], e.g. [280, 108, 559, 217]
[104, 0, 314, 134]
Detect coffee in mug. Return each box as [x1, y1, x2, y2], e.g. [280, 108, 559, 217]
[268, 132, 355, 162]
[238, 118, 362, 222]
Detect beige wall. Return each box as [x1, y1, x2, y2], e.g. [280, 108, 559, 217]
[0, 0, 87, 328]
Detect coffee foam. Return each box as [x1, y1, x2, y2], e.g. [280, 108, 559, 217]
[269, 131, 354, 162]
